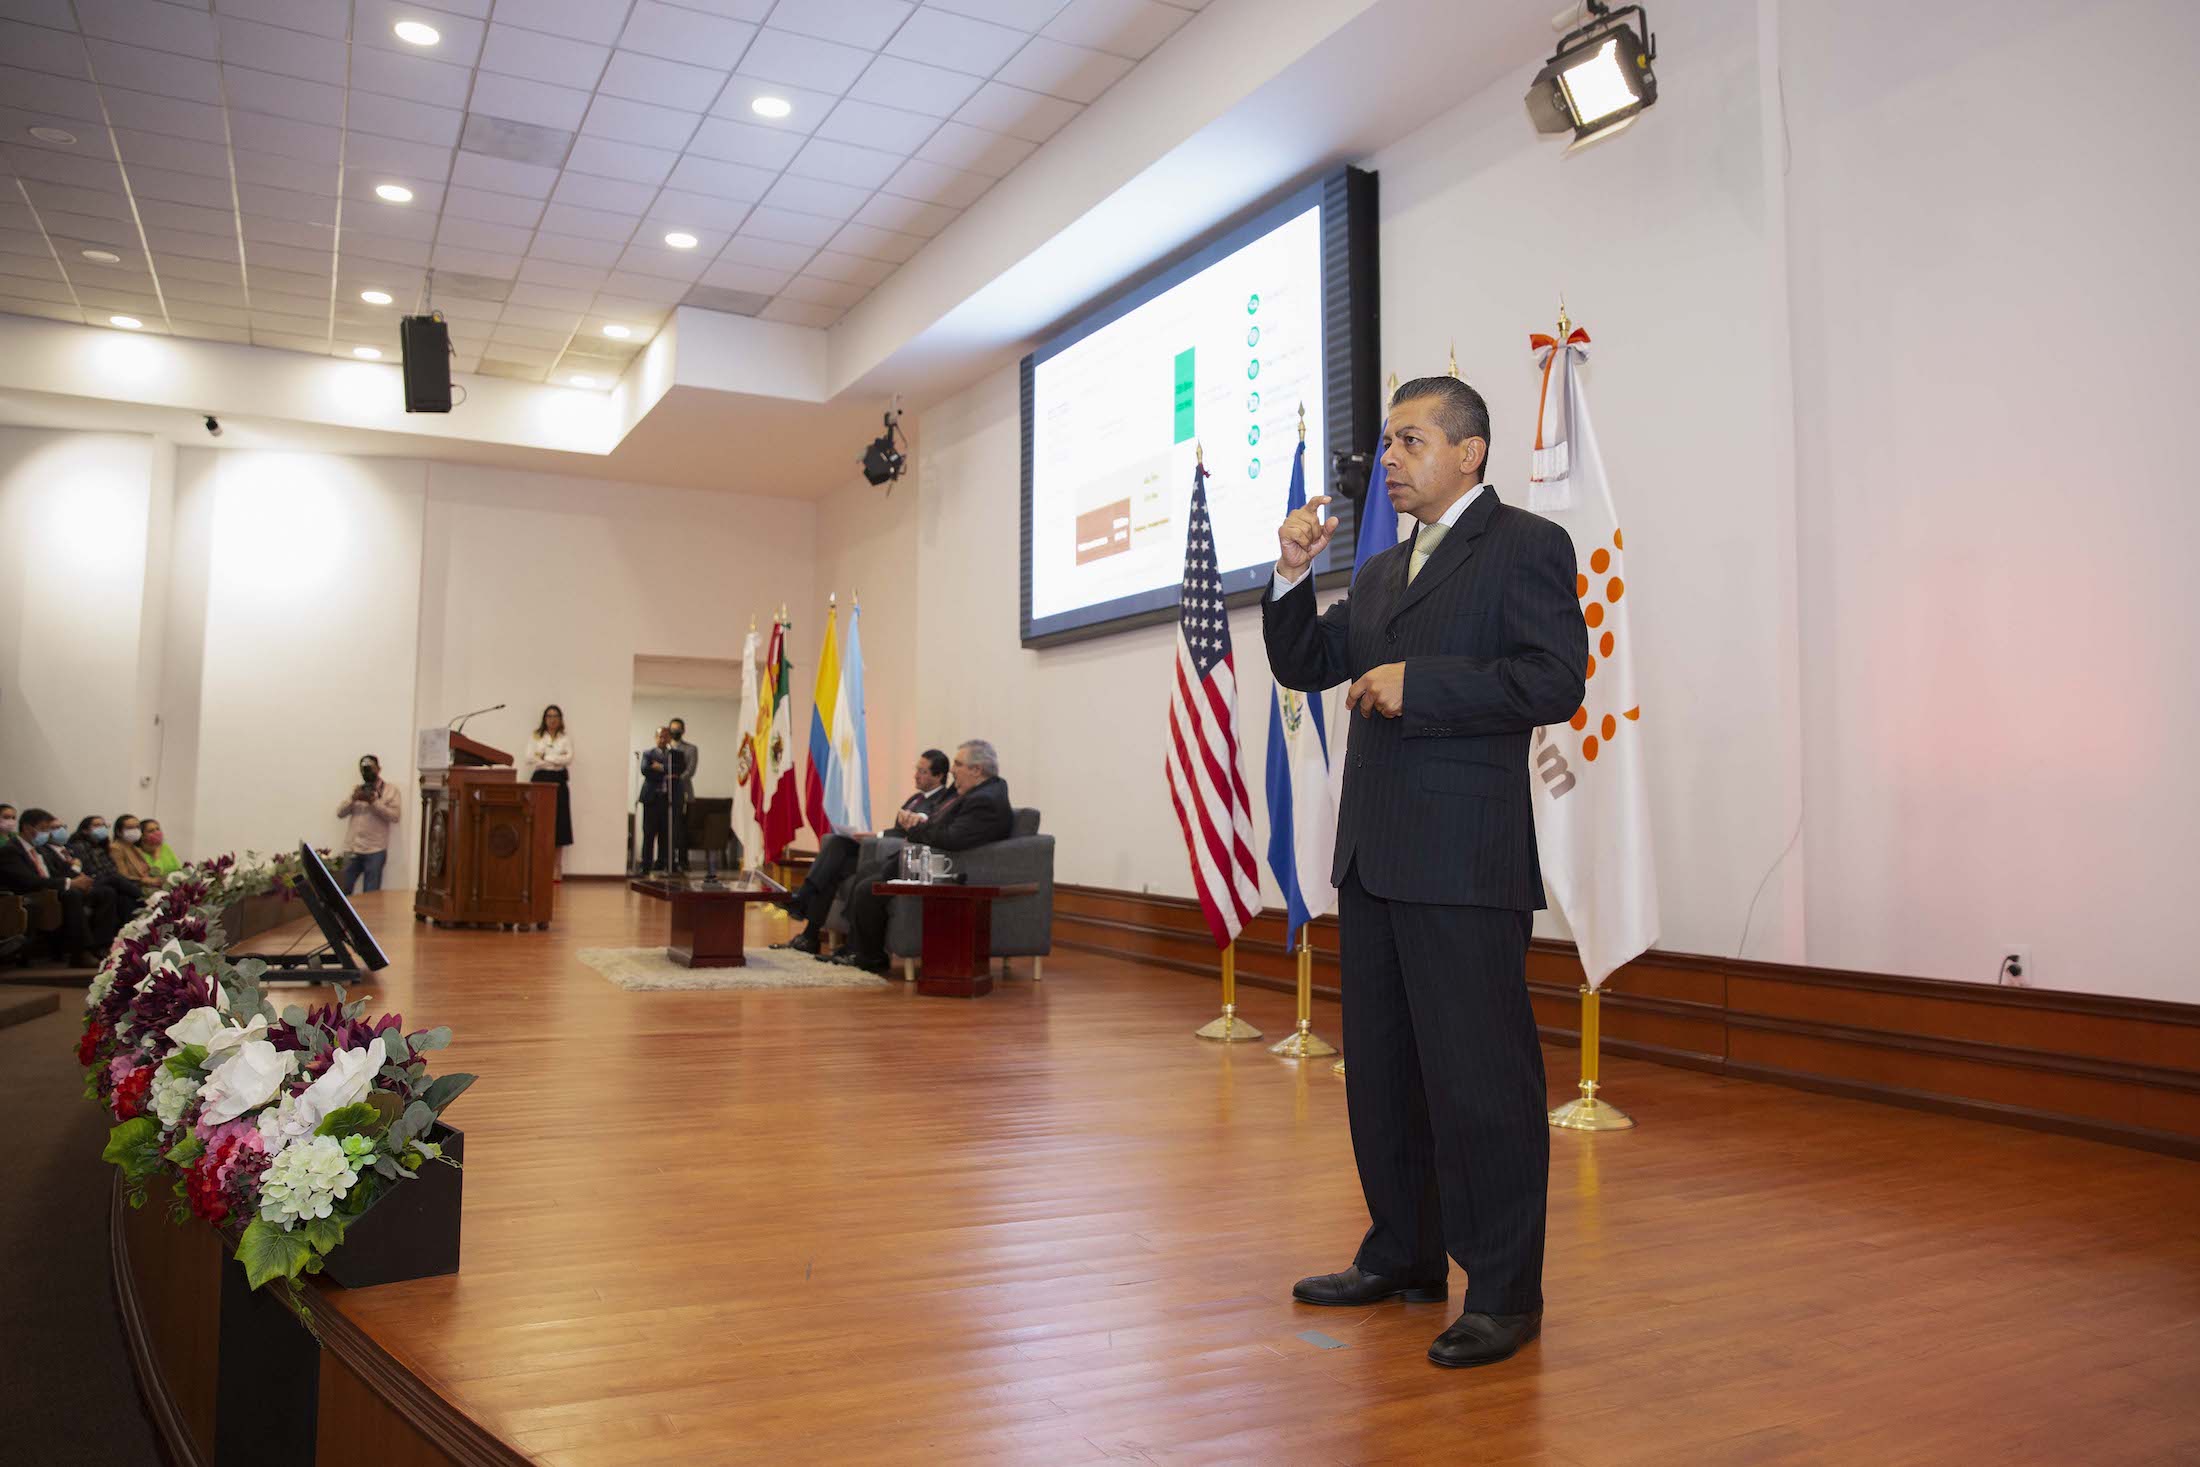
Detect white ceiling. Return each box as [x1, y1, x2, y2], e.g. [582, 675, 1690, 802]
[0, 0, 1206, 386]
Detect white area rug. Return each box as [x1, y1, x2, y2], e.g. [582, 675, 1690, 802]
[578, 945, 894, 992]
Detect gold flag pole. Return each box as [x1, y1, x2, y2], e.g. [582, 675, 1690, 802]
[1447, 342, 1459, 377]
[1195, 941, 1262, 1041]
[1549, 983, 1634, 1130]
[1269, 932, 1336, 1058]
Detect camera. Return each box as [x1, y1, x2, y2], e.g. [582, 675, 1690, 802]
[203, 415, 222, 438]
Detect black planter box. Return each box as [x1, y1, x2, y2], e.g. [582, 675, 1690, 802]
[321, 1123, 464, 1289]
[215, 1252, 321, 1467]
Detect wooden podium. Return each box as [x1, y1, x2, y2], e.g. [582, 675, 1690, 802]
[413, 730, 556, 929]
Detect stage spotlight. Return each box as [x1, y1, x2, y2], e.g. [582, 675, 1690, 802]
[1526, 2, 1659, 150]
[862, 405, 906, 487]
[203, 415, 222, 438]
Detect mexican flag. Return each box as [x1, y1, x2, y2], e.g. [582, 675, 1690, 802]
[760, 616, 801, 862]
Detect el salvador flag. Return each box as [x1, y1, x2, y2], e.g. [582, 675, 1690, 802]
[1265, 438, 1341, 942]
[1352, 417, 1397, 581]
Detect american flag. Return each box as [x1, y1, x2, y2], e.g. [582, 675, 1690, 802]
[1165, 461, 1264, 948]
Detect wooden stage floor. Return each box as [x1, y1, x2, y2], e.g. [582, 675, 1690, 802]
[293, 885, 2200, 1466]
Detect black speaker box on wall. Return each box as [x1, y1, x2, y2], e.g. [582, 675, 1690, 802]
[399, 313, 452, 413]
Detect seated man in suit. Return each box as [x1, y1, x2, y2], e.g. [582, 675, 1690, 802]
[830, 740, 1015, 975]
[774, 748, 952, 955]
[0, 805, 121, 966]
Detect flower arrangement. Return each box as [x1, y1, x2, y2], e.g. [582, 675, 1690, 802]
[82, 855, 474, 1297]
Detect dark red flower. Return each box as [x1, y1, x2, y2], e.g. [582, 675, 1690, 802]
[77, 1020, 109, 1069]
[111, 1063, 154, 1120]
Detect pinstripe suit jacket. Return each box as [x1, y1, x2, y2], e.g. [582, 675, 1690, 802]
[1262, 488, 1587, 910]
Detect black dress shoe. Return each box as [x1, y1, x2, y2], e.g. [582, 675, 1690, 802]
[1427, 1309, 1541, 1369]
[770, 931, 821, 955]
[1292, 1265, 1448, 1307]
[830, 950, 891, 975]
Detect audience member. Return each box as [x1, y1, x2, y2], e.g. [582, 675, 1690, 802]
[832, 741, 1015, 975]
[637, 727, 686, 875]
[526, 704, 574, 878]
[68, 815, 144, 923]
[0, 805, 120, 966]
[142, 819, 181, 877]
[774, 749, 952, 955]
[336, 754, 402, 895]
[109, 814, 163, 893]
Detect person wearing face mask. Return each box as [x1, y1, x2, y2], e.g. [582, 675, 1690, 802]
[141, 819, 182, 877]
[336, 755, 403, 895]
[109, 814, 164, 894]
[0, 805, 121, 966]
[68, 815, 144, 923]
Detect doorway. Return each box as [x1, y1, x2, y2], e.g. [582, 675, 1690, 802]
[630, 654, 745, 875]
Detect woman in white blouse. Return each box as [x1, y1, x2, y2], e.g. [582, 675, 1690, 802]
[526, 704, 574, 876]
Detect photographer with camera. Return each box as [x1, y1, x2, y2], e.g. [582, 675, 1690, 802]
[335, 753, 402, 894]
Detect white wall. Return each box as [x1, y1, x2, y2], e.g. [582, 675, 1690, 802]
[0, 429, 166, 829]
[628, 693, 743, 802]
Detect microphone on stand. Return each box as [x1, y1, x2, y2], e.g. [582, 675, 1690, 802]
[449, 702, 505, 733]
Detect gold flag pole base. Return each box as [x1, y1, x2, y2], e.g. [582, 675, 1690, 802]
[1270, 1019, 1336, 1059]
[1548, 983, 1634, 1130]
[1332, 1058, 1345, 1075]
[1196, 942, 1262, 1040]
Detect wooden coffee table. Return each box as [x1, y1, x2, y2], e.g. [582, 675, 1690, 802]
[629, 874, 784, 968]
[870, 881, 1039, 998]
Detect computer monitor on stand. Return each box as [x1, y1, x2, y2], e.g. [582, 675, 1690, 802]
[251, 843, 390, 987]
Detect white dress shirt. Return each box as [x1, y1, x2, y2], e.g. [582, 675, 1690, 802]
[527, 732, 573, 773]
[1272, 483, 1488, 597]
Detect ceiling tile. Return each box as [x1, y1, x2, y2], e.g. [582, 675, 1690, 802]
[718, 231, 817, 269]
[104, 91, 229, 145]
[152, 251, 246, 283]
[86, 41, 222, 105]
[243, 182, 341, 225]
[579, 94, 702, 150]
[849, 57, 982, 117]
[760, 297, 840, 327]
[126, 167, 233, 211]
[232, 148, 335, 195]
[245, 240, 337, 276]
[587, 297, 667, 329]
[480, 22, 611, 92]
[468, 71, 593, 132]
[688, 116, 804, 171]
[814, 99, 934, 155]
[430, 242, 523, 278]
[664, 153, 777, 202]
[619, 2, 757, 70]
[525, 230, 623, 267]
[139, 198, 235, 237]
[828, 219, 925, 261]
[77, 0, 218, 60]
[344, 231, 432, 267]
[566, 135, 679, 188]
[23, 181, 130, 224]
[712, 76, 834, 132]
[10, 148, 124, 193]
[439, 214, 536, 255]
[515, 255, 607, 291]
[222, 65, 347, 127]
[881, 157, 990, 208]
[444, 186, 546, 229]
[887, 8, 1026, 75]
[994, 35, 1131, 103]
[0, 276, 79, 306]
[354, 1, 488, 67]
[451, 150, 563, 200]
[495, 0, 630, 46]
[347, 93, 465, 148]
[737, 29, 871, 94]
[598, 50, 732, 114]
[145, 227, 239, 262]
[506, 282, 596, 311]
[953, 80, 1079, 142]
[347, 131, 459, 183]
[217, 16, 347, 87]
[41, 212, 140, 252]
[600, 268, 688, 303]
[913, 119, 1034, 177]
[645, 187, 754, 232]
[787, 137, 901, 189]
[170, 320, 251, 342]
[241, 214, 336, 250]
[348, 46, 474, 109]
[217, 0, 350, 38]
[700, 258, 791, 294]
[0, 67, 106, 124]
[759, 173, 869, 220]
[852, 192, 956, 237]
[537, 201, 639, 242]
[614, 243, 710, 282]
[487, 323, 568, 351]
[112, 129, 230, 179]
[227, 111, 342, 164]
[920, 0, 1069, 28]
[766, 0, 913, 50]
[1041, 0, 1190, 59]
[800, 249, 894, 287]
[550, 170, 656, 215]
[0, 20, 90, 79]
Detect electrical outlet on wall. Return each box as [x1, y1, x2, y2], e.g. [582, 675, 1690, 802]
[1999, 945, 2033, 986]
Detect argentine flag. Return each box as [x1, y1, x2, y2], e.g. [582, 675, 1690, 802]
[825, 602, 871, 834]
[1265, 439, 1342, 942]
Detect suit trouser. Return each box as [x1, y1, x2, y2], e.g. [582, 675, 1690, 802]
[791, 834, 860, 934]
[639, 799, 670, 872]
[1338, 865, 1548, 1315]
[841, 839, 906, 961]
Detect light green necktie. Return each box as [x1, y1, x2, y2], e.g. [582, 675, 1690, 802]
[1407, 519, 1450, 585]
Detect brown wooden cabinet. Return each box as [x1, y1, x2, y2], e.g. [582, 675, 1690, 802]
[413, 733, 555, 929]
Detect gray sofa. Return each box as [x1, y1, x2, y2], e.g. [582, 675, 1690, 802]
[826, 807, 1055, 980]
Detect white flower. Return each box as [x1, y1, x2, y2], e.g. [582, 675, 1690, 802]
[196, 1039, 295, 1125]
[258, 1135, 360, 1230]
[256, 1094, 312, 1150]
[201, 1013, 269, 1062]
[165, 1006, 228, 1050]
[84, 967, 115, 1009]
[295, 1037, 388, 1132]
[151, 1067, 199, 1128]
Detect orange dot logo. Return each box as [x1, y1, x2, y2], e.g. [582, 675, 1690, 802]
[1546, 528, 1643, 782]
[1606, 577, 1624, 602]
[1613, 528, 1624, 549]
[1600, 630, 1614, 657]
[1590, 548, 1611, 574]
[1600, 714, 1616, 740]
[1582, 735, 1599, 761]
[1576, 573, 1588, 598]
[1585, 653, 1597, 680]
[1570, 707, 1588, 731]
[1584, 603, 1604, 629]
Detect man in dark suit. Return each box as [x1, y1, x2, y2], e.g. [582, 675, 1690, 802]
[831, 740, 1015, 974]
[774, 748, 953, 954]
[636, 730, 687, 876]
[0, 805, 122, 966]
[1264, 376, 1587, 1370]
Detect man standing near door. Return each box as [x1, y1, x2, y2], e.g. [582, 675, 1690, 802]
[667, 717, 698, 873]
[1263, 376, 1587, 1371]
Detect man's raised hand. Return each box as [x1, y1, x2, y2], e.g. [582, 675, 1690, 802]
[1275, 494, 1340, 582]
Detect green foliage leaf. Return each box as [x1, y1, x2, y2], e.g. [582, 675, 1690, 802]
[235, 1218, 315, 1291]
[409, 1025, 453, 1053]
[164, 1043, 207, 1077]
[366, 1089, 405, 1131]
[301, 1214, 348, 1255]
[422, 1071, 475, 1116]
[393, 1099, 436, 1148]
[281, 1005, 309, 1032]
[313, 1101, 385, 1140]
[102, 1117, 165, 1182]
[299, 1024, 330, 1056]
[164, 1133, 206, 1167]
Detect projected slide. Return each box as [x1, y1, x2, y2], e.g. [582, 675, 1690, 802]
[1029, 204, 1325, 630]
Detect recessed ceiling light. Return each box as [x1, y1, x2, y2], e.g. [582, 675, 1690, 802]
[352, 346, 382, 359]
[360, 289, 393, 305]
[393, 20, 440, 46]
[30, 126, 79, 145]
[602, 323, 631, 338]
[374, 183, 414, 203]
[81, 249, 121, 264]
[663, 231, 699, 250]
[569, 375, 597, 388]
[751, 96, 793, 120]
[110, 315, 142, 329]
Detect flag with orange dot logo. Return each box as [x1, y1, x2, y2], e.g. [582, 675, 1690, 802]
[1525, 323, 1659, 988]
